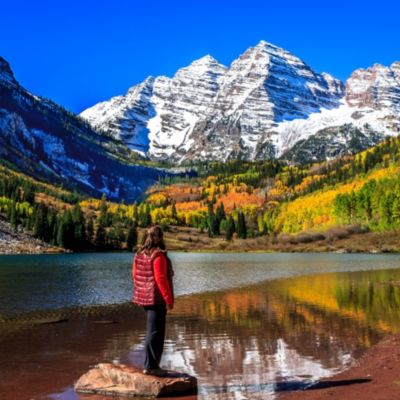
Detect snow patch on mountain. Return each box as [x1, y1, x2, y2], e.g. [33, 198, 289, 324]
[273, 102, 398, 157]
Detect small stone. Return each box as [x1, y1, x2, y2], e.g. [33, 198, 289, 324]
[74, 363, 197, 397]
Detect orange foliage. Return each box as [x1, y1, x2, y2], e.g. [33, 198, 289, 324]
[216, 191, 264, 212]
[150, 183, 202, 203]
[175, 201, 206, 213]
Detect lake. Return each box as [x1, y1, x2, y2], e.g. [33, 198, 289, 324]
[1, 252, 400, 399]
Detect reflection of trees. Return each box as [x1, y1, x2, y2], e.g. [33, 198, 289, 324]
[166, 268, 400, 386]
[273, 270, 400, 336]
[335, 271, 400, 330]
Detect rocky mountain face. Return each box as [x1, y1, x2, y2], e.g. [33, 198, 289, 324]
[81, 41, 400, 164]
[346, 62, 400, 110]
[0, 57, 171, 202]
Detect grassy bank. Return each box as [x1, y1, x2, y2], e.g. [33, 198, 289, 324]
[161, 226, 400, 254]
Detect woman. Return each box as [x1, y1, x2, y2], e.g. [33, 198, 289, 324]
[132, 225, 174, 377]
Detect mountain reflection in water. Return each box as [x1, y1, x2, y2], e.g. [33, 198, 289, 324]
[1, 265, 400, 399]
[115, 270, 400, 399]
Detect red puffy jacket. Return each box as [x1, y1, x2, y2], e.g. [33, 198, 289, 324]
[132, 249, 174, 307]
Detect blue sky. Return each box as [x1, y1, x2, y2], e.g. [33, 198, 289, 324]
[1, 0, 399, 113]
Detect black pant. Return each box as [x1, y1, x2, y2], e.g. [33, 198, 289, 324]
[143, 304, 167, 370]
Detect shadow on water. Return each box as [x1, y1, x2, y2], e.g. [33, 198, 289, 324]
[307, 378, 371, 390]
[199, 378, 372, 395]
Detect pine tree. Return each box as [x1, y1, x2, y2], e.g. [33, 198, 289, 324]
[143, 203, 152, 227]
[217, 202, 226, 220]
[86, 218, 94, 244]
[207, 203, 216, 237]
[51, 214, 58, 245]
[99, 193, 108, 226]
[8, 201, 17, 231]
[71, 204, 86, 249]
[63, 211, 75, 249]
[215, 202, 226, 235]
[133, 204, 139, 226]
[171, 202, 178, 224]
[126, 223, 138, 251]
[94, 222, 106, 250]
[237, 211, 247, 239]
[56, 217, 66, 248]
[392, 196, 400, 227]
[47, 209, 57, 243]
[225, 216, 235, 241]
[100, 193, 107, 214]
[33, 204, 48, 240]
[139, 203, 152, 227]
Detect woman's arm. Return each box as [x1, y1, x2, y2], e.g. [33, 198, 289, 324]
[153, 254, 174, 308]
[132, 257, 136, 283]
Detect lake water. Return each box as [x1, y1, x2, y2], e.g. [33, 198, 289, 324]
[1, 252, 400, 399]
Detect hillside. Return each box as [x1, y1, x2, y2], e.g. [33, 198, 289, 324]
[1, 135, 399, 254]
[0, 56, 172, 203]
[140, 135, 400, 249]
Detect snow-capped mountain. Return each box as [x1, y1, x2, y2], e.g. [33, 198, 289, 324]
[0, 56, 171, 202]
[82, 54, 228, 158]
[179, 41, 344, 161]
[81, 40, 400, 164]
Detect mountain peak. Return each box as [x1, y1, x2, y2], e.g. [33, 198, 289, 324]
[192, 54, 221, 65]
[186, 54, 227, 72]
[127, 75, 155, 95]
[0, 56, 17, 85]
[252, 40, 293, 57]
[173, 55, 227, 81]
[254, 39, 281, 50]
[235, 39, 297, 68]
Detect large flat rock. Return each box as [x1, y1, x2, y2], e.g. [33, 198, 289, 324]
[74, 363, 197, 397]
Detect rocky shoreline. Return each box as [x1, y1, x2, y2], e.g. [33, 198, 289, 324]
[0, 219, 64, 255]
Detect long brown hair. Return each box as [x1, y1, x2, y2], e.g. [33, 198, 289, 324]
[137, 225, 166, 255]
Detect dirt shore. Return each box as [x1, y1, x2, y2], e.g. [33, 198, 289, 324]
[279, 334, 400, 400]
[163, 226, 400, 254]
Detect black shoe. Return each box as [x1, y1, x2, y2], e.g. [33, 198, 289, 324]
[142, 367, 168, 377]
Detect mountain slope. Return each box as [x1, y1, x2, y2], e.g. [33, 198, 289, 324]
[0, 56, 171, 202]
[81, 40, 400, 164]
